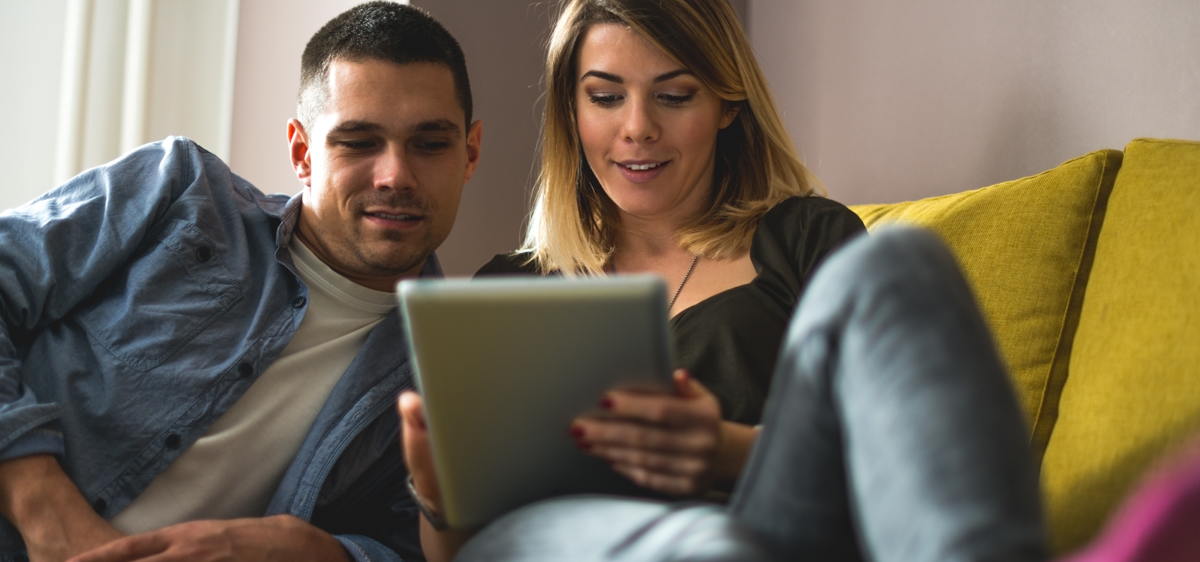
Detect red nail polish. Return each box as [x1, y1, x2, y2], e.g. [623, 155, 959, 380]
[599, 396, 614, 410]
[569, 425, 584, 438]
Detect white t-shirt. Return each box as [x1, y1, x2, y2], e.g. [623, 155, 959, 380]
[111, 238, 395, 534]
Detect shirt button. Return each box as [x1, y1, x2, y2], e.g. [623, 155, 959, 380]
[292, 296, 307, 308]
[165, 433, 182, 449]
[196, 246, 213, 262]
[238, 362, 253, 378]
[92, 498, 107, 514]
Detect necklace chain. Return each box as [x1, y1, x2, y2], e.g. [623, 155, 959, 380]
[610, 254, 701, 311]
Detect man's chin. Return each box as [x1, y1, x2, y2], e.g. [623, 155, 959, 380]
[361, 247, 436, 279]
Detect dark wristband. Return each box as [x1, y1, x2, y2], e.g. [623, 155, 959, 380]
[406, 474, 449, 530]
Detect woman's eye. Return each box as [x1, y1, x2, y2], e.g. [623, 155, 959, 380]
[659, 93, 694, 106]
[588, 94, 621, 107]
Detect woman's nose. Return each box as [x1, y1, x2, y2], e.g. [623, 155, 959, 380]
[621, 98, 659, 143]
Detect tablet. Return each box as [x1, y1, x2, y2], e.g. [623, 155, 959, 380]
[396, 275, 675, 528]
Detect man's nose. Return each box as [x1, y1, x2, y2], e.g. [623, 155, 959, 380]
[376, 145, 417, 190]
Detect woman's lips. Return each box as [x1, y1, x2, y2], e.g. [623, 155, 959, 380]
[616, 160, 669, 183]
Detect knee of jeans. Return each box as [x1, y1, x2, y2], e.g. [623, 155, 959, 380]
[808, 225, 959, 300]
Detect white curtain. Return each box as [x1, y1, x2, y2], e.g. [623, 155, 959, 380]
[54, 0, 240, 184]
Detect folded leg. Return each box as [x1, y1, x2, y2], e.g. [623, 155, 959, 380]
[730, 226, 1048, 562]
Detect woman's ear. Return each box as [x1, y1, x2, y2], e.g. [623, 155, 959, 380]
[720, 101, 742, 129]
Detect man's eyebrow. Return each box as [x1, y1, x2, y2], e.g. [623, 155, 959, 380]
[579, 69, 694, 84]
[414, 119, 462, 135]
[326, 119, 462, 137]
[328, 120, 384, 135]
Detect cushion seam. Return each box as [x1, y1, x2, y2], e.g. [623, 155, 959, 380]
[1029, 148, 1122, 464]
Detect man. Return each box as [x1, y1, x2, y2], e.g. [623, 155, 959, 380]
[0, 3, 480, 561]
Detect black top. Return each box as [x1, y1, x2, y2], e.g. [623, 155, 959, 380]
[475, 196, 867, 424]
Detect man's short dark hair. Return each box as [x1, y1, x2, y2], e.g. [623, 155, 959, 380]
[298, 2, 473, 127]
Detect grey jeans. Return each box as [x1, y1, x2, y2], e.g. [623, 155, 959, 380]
[457, 227, 1049, 562]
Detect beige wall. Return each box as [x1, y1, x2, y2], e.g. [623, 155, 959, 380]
[748, 0, 1200, 205]
[228, 0, 363, 195]
[409, 1, 551, 276]
[9, 1, 1195, 271]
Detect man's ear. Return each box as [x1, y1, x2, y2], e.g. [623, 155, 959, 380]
[288, 118, 313, 187]
[463, 119, 484, 183]
[719, 101, 742, 129]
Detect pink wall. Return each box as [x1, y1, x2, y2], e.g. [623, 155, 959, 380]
[228, 0, 362, 197]
[747, 0, 1200, 205]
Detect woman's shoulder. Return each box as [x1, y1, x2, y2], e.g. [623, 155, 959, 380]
[757, 195, 866, 239]
[474, 251, 544, 277]
[749, 196, 867, 283]
[760, 195, 861, 227]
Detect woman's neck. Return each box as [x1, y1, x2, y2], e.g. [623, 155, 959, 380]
[612, 220, 695, 274]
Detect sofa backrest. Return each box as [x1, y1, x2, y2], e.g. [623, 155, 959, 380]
[849, 139, 1200, 553]
[1040, 138, 1200, 553]
[850, 149, 1119, 455]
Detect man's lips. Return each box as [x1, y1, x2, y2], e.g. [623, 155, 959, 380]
[362, 210, 424, 229]
[365, 211, 423, 220]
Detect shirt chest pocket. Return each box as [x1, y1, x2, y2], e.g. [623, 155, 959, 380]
[76, 220, 245, 371]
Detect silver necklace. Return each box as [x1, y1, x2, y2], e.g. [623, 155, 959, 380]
[610, 253, 701, 311]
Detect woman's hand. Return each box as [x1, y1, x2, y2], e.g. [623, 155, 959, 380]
[397, 392, 475, 562]
[570, 370, 759, 496]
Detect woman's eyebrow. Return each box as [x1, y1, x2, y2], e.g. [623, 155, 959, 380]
[579, 68, 694, 84]
[580, 70, 622, 83]
[653, 69, 693, 83]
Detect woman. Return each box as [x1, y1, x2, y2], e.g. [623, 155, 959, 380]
[399, 1, 1047, 561]
[475, 0, 865, 497]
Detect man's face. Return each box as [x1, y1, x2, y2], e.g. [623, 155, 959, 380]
[289, 59, 482, 291]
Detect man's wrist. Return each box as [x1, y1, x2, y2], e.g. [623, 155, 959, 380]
[406, 474, 449, 530]
[0, 455, 75, 527]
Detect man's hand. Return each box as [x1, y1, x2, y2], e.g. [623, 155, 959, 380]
[398, 392, 476, 562]
[66, 515, 349, 562]
[0, 455, 125, 562]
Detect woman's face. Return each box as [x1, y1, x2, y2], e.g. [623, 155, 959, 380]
[574, 24, 737, 225]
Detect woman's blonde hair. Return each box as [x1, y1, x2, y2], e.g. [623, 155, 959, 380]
[522, 0, 822, 275]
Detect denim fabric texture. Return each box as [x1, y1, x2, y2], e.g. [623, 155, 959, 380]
[457, 227, 1048, 562]
[730, 226, 1047, 562]
[0, 138, 427, 560]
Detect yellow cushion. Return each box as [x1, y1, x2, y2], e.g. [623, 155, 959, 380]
[850, 149, 1121, 458]
[1041, 138, 1200, 554]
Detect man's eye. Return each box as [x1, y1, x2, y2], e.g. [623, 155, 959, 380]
[340, 140, 376, 150]
[588, 94, 621, 107]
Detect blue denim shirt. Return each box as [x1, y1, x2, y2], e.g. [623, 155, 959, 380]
[0, 138, 425, 561]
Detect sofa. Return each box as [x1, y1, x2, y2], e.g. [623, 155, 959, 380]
[848, 138, 1200, 555]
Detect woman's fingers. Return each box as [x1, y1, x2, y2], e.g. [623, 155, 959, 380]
[608, 462, 708, 496]
[572, 417, 717, 454]
[597, 386, 721, 429]
[593, 443, 709, 476]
